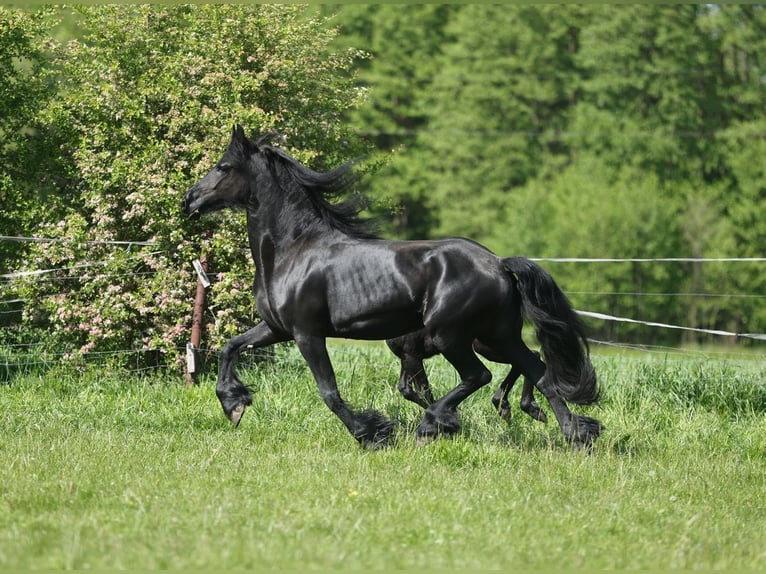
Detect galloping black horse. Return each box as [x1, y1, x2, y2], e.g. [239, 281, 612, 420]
[181, 126, 601, 448]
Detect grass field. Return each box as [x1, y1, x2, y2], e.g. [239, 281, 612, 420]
[1, 342, 765, 569]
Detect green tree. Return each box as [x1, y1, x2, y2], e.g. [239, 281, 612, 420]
[0, 8, 59, 273]
[571, 5, 725, 182]
[568, 5, 766, 341]
[550, 5, 731, 341]
[14, 5, 368, 366]
[327, 4, 458, 238]
[705, 5, 766, 336]
[500, 155, 685, 342]
[329, 4, 764, 343]
[401, 5, 586, 245]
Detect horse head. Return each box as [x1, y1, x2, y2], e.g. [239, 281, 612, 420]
[182, 125, 371, 240]
[181, 125, 257, 219]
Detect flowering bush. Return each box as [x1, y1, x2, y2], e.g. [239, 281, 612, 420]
[14, 5, 368, 369]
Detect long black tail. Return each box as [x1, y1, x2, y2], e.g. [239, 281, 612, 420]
[502, 256, 599, 405]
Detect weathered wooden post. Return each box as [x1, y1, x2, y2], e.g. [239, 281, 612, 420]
[186, 253, 211, 386]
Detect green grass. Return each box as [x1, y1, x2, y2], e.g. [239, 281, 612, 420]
[1, 343, 765, 568]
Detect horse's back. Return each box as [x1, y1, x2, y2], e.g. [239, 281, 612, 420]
[388, 237, 515, 333]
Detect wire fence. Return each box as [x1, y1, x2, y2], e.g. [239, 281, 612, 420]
[3, 332, 763, 386]
[2, 235, 765, 382]
[0, 340, 276, 383]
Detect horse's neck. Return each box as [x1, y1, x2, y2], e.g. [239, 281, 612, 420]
[245, 202, 331, 271]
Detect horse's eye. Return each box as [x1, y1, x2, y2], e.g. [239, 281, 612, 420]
[217, 163, 232, 173]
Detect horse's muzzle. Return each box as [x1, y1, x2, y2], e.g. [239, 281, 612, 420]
[180, 192, 200, 220]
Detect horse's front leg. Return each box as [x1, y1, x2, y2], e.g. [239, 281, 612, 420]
[295, 333, 394, 449]
[218, 321, 288, 426]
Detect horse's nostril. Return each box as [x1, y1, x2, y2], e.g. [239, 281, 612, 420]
[181, 192, 201, 219]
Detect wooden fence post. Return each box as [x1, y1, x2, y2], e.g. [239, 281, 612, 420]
[186, 250, 211, 386]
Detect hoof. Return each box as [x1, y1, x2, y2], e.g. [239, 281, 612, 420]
[218, 382, 253, 428]
[416, 409, 461, 442]
[354, 411, 395, 450]
[524, 403, 548, 424]
[415, 433, 438, 447]
[229, 403, 246, 427]
[566, 414, 603, 448]
[497, 404, 512, 423]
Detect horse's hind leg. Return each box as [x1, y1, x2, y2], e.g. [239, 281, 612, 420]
[386, 332, 436, 409]
[296, 333, 394, 449]
[476, 341, 547, 424]
[416, 337, 492, 441]
[489, 365, 547, 423]
[536, 374, 602, 447]
[517, 350, 547, 423]
[484, 327, 597, 446]
[217, 321, 288, 426]
[513, 348, 600, 447]
[519, 375, 548, 423]
[491, 365, 522, 421]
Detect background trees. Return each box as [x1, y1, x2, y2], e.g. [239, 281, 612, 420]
[0, 8, 59, 273]
[2, 4, 765, 363]
[334, 4, 766, 344]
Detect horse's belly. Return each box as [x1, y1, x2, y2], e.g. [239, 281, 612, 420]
[323, 251, 426, 338]
[331, 309, 424, 340]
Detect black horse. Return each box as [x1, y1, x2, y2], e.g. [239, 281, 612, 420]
[386, 331, 548, 423]
[181, 126, 601, 448]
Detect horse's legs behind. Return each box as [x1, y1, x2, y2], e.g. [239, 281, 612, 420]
[416, 335, 492, 441]
[476, 342, 547, 423]
[491, 365, 546, 423]
[519, 375, 547, 423]
[296, 333, 394, 449]
[535, 373, 602, 447]
[217, 321, 288, 426]
[505, 343, 601, 447]
[386, 332, 436, 408]
[491, 365, 523, 421]
[476, 315, 593, 443]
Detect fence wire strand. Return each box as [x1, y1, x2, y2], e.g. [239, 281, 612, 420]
[3, 235, 766, 378]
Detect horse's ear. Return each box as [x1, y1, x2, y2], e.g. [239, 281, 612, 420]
[232, 124, 246, 144]
[230, 124, 255, 156]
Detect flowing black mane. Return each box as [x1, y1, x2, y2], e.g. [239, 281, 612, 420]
[256, 134, 378, 239]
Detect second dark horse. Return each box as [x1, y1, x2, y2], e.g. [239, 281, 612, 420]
[181, 126, 602, 449]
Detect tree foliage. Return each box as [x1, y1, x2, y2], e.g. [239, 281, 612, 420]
[336, 4, 766, 343]
[0, 8, 59, 271]
[4, 4, 766, 359]
[7, 5, 367, 365]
